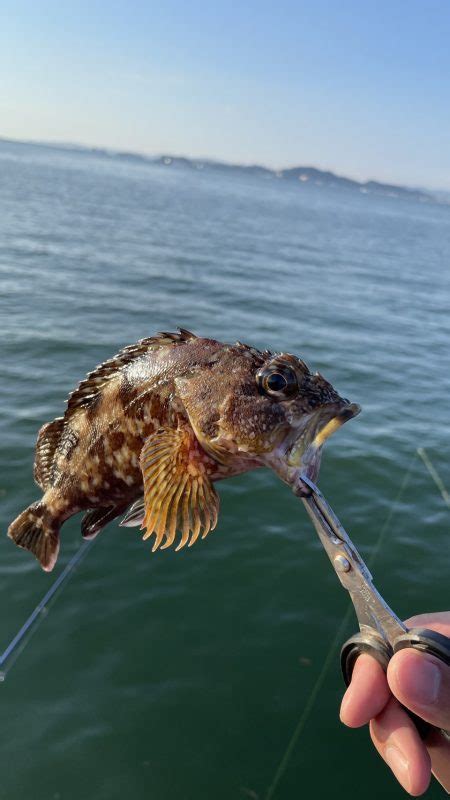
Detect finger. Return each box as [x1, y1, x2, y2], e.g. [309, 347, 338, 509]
[340, 653, 391, 728]
[405, 613, 450, 638]
[388, 649, 450, 731]
[370, 697, 431, 796]
[425, 728, 450, 791]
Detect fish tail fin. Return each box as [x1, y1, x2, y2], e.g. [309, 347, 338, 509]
[7, 501, 60, 572]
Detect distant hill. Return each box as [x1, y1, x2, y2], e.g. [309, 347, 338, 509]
[0, 136, 442, 204]
[154, 157, 432, 202]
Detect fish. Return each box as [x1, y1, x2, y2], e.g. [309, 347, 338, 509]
[7, 329, 360, 571]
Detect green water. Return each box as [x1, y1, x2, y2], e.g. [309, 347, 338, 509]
[1, 139, 450, 799]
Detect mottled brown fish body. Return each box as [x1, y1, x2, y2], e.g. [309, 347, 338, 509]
[8, 329, 358, 571]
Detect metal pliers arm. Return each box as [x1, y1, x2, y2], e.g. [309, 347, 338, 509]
[299, 474, 450, 792]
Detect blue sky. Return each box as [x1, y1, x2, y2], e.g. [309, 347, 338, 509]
[1, 0, 450, 188]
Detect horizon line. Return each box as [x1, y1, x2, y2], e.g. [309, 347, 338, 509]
[0, 133, 447, 196]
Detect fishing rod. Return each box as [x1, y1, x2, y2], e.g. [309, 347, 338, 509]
[0, 538, 94, 681]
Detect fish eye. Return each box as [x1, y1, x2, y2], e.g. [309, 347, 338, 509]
[266, 373, 287, 392]
[257, 366, 298, 399]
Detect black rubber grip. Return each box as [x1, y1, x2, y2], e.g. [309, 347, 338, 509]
[341, 631, 392, 687]
[341, 628, 450, 741]
[393, 627, 450, 666]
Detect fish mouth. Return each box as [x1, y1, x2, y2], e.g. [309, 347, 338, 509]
[264, 401, 360, 495]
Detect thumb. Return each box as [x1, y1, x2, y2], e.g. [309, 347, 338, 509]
[387, 649, 450, 731]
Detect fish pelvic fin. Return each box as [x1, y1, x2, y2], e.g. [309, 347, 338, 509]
[139, 426, 220, 552]
[120, 497, 145, 528]
[7, 502, 60, 572]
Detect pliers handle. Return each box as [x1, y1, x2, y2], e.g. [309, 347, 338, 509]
[341, 626, 450, 688]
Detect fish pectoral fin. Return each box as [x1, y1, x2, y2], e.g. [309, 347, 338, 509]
[139, 426, 219, 552]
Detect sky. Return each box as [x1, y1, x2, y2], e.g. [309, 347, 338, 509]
[1, 0, 450, 189]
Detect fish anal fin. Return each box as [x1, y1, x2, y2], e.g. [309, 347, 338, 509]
[81, 504, 128, 540]
[139, 427, 219, 552]
[34, 417, 65, 490]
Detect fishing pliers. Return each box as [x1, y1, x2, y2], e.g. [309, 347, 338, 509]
[300, 474, 450, 792]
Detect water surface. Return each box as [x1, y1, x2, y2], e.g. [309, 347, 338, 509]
[1, 140, 450, 800]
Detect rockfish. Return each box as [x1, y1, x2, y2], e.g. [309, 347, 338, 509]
[8, 329, 359, 571]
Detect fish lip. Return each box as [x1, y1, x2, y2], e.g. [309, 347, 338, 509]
[335, 401, 361, 423]
[286, 400, 360, 454]
[264, 400, 360, 492]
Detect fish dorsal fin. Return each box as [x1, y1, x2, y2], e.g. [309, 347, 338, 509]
[34, 417, 65, 489]
[66, 329, 197, 414]
[139, 426, 219, 552]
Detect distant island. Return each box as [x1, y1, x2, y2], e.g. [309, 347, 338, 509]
[0, 135, 444, 204]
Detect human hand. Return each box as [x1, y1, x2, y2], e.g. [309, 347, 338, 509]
[340, 612, 450, 796]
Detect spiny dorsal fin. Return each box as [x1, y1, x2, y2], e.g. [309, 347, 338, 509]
[66, 328, 197, 414]
[235, 341, 271, 364]
[34, 417, 65, 490]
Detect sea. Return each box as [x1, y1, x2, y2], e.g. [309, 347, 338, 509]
[1, 138, 449, 800]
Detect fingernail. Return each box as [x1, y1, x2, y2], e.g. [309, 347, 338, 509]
[385, 746, 411, 791]
[397, 656, 441, 706]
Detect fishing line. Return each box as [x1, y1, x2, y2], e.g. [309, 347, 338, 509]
[3, 335, 218, 670]
[0, 538, 95, 681]
[1, 357, 158, 680]
[264, 451, 420, 800]
[418, 447, 450, 509]
[2, 447, 446, 750]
